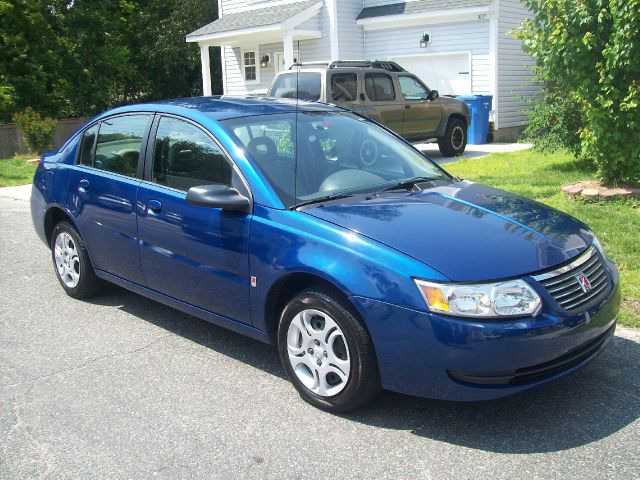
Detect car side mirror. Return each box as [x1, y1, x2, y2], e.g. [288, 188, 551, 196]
[186, 184, 250, 212]
[429, 90, 439, 101]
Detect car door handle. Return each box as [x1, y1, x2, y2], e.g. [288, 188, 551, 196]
[146, 200, 162, 214]
[404, 104, 411, 110]
[78, 179, 90, 192]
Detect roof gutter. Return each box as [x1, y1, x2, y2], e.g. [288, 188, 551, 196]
[356, 5, 492, 30]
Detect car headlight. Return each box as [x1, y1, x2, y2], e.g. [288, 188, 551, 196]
[414, 279, 541, 318]
[592, 235, 606, 257]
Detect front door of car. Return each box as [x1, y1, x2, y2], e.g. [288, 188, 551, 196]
[136, 116, 252, 324]
[398, 75, 442, 139]
[67, 114, 151, 284]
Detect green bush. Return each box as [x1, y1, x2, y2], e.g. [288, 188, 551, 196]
[522, 82, 584, 158]
[516, 0, 640, 185]
[12, 107, 58, 154]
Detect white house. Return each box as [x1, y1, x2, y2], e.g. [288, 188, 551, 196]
[186, 0, 537, 141]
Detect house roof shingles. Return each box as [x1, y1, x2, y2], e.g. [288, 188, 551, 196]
[356, 0, 492, 20]
[187, 0, 320, 39]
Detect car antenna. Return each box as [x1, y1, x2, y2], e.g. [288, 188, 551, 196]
[294, 40, 301, 204]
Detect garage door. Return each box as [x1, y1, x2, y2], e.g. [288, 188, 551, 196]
[390, 53, 472, 96]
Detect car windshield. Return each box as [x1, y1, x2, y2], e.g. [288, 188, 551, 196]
[220, 111, 450, 208]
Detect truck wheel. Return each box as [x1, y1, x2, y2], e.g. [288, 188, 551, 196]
[438, 118, 467, 157]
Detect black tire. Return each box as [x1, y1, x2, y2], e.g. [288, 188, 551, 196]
[50, 221, 102, 299]
[438, 117, 467, 157]
[278, 288, 381, 412]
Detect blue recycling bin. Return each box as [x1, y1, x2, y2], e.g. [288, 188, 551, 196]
[458, 95, 493, 145]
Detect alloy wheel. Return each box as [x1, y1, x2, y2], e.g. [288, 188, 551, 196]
[451, 125, 465, 150]
[286, 308, 351, 397]
[54, 232, 80, 288]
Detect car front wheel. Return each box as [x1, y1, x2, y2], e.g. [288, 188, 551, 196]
[438, 117, 467, 157]
[278, 288, 380, 412]
[51, 221, 102, 298]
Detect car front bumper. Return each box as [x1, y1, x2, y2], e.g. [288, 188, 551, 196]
[350, 260, 621, 401]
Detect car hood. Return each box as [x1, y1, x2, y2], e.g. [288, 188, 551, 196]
[303, 181, 593, 281]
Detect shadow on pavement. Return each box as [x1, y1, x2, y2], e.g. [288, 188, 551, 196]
[88, 285, 639, 454]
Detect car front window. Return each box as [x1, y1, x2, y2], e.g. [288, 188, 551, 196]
[222, 112, 450, 208]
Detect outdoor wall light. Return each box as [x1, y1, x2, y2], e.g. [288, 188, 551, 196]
[420, 33, 430, 48]
[260, 55, 270, 67]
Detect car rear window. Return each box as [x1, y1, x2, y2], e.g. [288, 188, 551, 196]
[330, 73, 357, 102]
[94, 115, 149, 177]
[269, 73, 321, 101]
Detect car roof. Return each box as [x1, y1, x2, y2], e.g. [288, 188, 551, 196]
[100, 96, 343, 121]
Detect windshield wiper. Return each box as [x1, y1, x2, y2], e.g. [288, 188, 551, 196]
[382, 176, 443, 192]
[293, 193, 355, 210]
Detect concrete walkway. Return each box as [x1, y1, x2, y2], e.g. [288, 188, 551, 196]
[0, 183, 31, 201]
[415, 142, 532, 164]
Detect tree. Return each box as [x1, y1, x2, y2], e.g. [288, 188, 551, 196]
[0, 0, 220, 122]
[515, 0, 640, 185]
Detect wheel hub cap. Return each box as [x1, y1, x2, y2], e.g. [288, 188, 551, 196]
[286, 308, 351, 397]
[54, 232, 80, 288]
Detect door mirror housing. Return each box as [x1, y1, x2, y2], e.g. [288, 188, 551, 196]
[186, 184, 250, 212]
[429, 90, 439, 101]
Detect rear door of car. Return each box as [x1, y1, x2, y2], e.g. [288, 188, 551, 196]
[398, 74, 442, 139]
[135, 115, 252, 324]
[327, 71, 360, 110]
[66, 113, 152, 284]
[359, 72, 404, 134]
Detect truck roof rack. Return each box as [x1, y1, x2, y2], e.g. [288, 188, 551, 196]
[329, 60, 406, 72]
[288, 62, 330, 69]
[288, 60, 406, 72]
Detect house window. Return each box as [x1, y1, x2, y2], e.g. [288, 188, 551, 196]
[244, 51, 257, 81]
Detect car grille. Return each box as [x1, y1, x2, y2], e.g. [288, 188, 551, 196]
[533, 247, 610, 312]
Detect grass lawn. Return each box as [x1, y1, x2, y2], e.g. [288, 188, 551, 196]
[447, 148, 639, 328]
[0, 155, 38, 187]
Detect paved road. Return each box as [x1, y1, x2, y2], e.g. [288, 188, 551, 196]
[1, 193, 639, 479]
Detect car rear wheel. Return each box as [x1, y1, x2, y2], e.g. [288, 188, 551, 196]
[438, 117, 467, 157]
[51, 221, 102, 298]
[278, 288, 380, 412]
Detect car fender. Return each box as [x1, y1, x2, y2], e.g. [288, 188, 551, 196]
[247, 205, 448, 333]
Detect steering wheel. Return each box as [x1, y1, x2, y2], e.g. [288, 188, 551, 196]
[247, 136, 278, 163]
[359, 138, 379, 167]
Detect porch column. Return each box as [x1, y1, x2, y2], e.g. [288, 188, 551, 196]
[283, 34, 295, 69]
[200, 43, 212, 96]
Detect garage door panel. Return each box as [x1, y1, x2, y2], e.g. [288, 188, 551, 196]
[391, 54, 472, 96]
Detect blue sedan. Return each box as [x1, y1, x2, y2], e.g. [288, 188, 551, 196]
[31, 97, 620, 411]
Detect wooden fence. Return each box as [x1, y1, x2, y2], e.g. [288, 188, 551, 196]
[0, 117, 89, 158]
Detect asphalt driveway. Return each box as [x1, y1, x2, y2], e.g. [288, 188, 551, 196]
[1, 193, 639, 479]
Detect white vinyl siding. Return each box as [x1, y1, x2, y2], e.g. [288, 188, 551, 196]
[336, 0, 364, 59]
[496, 0, 538, 129]
[364, 20, 492, 95]
[222, 46, 245, 95]
[364, 0, 422, 7]
[298, 11, 331, 63]
[220, 0, 249, 14]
